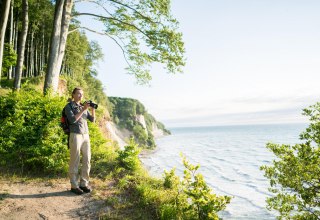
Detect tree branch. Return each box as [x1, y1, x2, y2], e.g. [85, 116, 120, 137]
[73, 12, 150, 39]
[79, 26, 132, 68]
[105, 0, 161, 25]
[68, 27, 79, 34]
[74, 0, 112, 16]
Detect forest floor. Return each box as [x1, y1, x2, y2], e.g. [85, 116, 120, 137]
[0, 176, 117, 220]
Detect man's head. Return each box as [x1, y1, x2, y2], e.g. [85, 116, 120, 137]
[72, 87, 84, 103]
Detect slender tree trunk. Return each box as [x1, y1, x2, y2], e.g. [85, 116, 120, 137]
[14, 0, 28, 90]
[29, 30, 34, 77]
[44, 0, 73, 94]
[56, 0, 73, 73]
[0, 0, 12, 86]
[7, 0, 14, 79]
[35, 37, 38, 76]
[39, 28, 44, 75]
[12, 17, 18, 79]
[25, 30, 30, 77]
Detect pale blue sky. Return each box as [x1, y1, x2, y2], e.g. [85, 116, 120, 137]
[76, 0, 320, 127]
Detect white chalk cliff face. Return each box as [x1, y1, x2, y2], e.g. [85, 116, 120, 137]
[105, 121, 131, 150]
[106, 115, 166, 148]
[136, 114, 147, 129]
[151, 122, 165, 138]
[136, 114, 165, 138]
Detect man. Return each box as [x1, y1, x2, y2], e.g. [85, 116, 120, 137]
[65, 87, 95, 195]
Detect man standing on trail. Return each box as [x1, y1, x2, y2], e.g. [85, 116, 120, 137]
[64, 87, 95, 195]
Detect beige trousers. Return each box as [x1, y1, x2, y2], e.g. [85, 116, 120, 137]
[69, 133, 91, 188]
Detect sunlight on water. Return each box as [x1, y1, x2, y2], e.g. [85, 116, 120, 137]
[140, 123, 307, 220]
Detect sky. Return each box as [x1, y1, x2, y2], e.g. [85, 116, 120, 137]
[76, 0, 320, 127]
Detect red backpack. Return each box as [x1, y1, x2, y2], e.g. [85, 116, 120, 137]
[60, 103, 72, 135]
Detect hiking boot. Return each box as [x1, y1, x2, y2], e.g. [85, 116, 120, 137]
[79, 186, 92, 193]
[71, 187, 84, 195]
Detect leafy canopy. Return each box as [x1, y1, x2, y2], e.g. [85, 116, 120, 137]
[75, 0, 186, 84]
[261, 103, 320, 220]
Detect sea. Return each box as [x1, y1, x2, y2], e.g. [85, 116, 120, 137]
[139, 123, 308, 220]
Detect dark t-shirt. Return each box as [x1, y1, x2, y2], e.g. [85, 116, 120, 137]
[65, 101, 94, 134]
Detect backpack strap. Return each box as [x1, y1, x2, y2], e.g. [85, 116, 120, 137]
[65, 102, 74, 149]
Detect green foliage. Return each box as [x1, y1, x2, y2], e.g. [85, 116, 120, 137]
[109, 96, 168, 148]
[116, 138, 141, 171]
[0, 86, 116, 176]
[0, 87, 68, 174]
[133, 124, 148, 146]
[64, 29, 91, 77]
[80, 0, 185, 84]
[63, 29, 110, 110]
[144, 113, 171, 135]
[163, 168, 179, 189]
[87, 121, 118, 178]
[178, 155, 231, 220]
[261, 103, 320, 219]
[113, 143, 230, 220]
[1, 43, 17, 74]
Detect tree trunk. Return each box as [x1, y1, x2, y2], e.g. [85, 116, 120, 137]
[29, 30, 34, 77]
[25, 30, 30, 78]
[55, 0, 73, 74]
[0, 0, 12, 86]
[12, 17, 18, 79]
[35, 37, 38, 76]
[44, 0, 73, 94]
[14, 0, 28, 90]
[39, 28, 45, 76]
[7, 0, 14, 80]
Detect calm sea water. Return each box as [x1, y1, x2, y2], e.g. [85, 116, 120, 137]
[140, 123, 307, 220]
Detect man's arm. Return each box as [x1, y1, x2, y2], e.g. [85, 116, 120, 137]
[66, 103, 90, 124]
[87, 108, 95, 122]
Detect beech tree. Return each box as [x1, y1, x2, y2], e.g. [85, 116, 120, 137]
[0, 0, 12, 85]
[261, 103, 320, 219]
[13, 0, 28, 90]
[44, 0, 185, 93]
[44, 0, 73, 94]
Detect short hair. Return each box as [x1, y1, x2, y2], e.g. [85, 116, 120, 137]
[72, 87, 82, 94]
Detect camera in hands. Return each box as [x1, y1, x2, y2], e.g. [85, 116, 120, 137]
[84, 100, 98, 109]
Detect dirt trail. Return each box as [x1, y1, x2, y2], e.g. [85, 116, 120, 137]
[0, 178, 110, 220]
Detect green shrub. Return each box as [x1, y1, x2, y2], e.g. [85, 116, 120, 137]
[0, 87, 116, 176]
[133, 124, 148, 146]
[179, 155, 231, 219]
[163, 168, 179, 189]
[261, 103, 320, 219]
[116, 138, 141, 171]
[114, 142, 231, 220]
[0, 87, 68, 174]
[88, 122, 117, 177]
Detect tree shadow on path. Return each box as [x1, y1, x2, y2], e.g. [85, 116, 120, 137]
[0, 190, 79, 199]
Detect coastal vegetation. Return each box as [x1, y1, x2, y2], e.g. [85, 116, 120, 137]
[261, 104, 320, 219]
[0, 83, 231, 219]
[109, 96, 170, 149]
[0, 0, 233, 219]
[3, 0, 318, 219]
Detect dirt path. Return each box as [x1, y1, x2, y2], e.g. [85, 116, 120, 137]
[0, 178, 111, 220]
